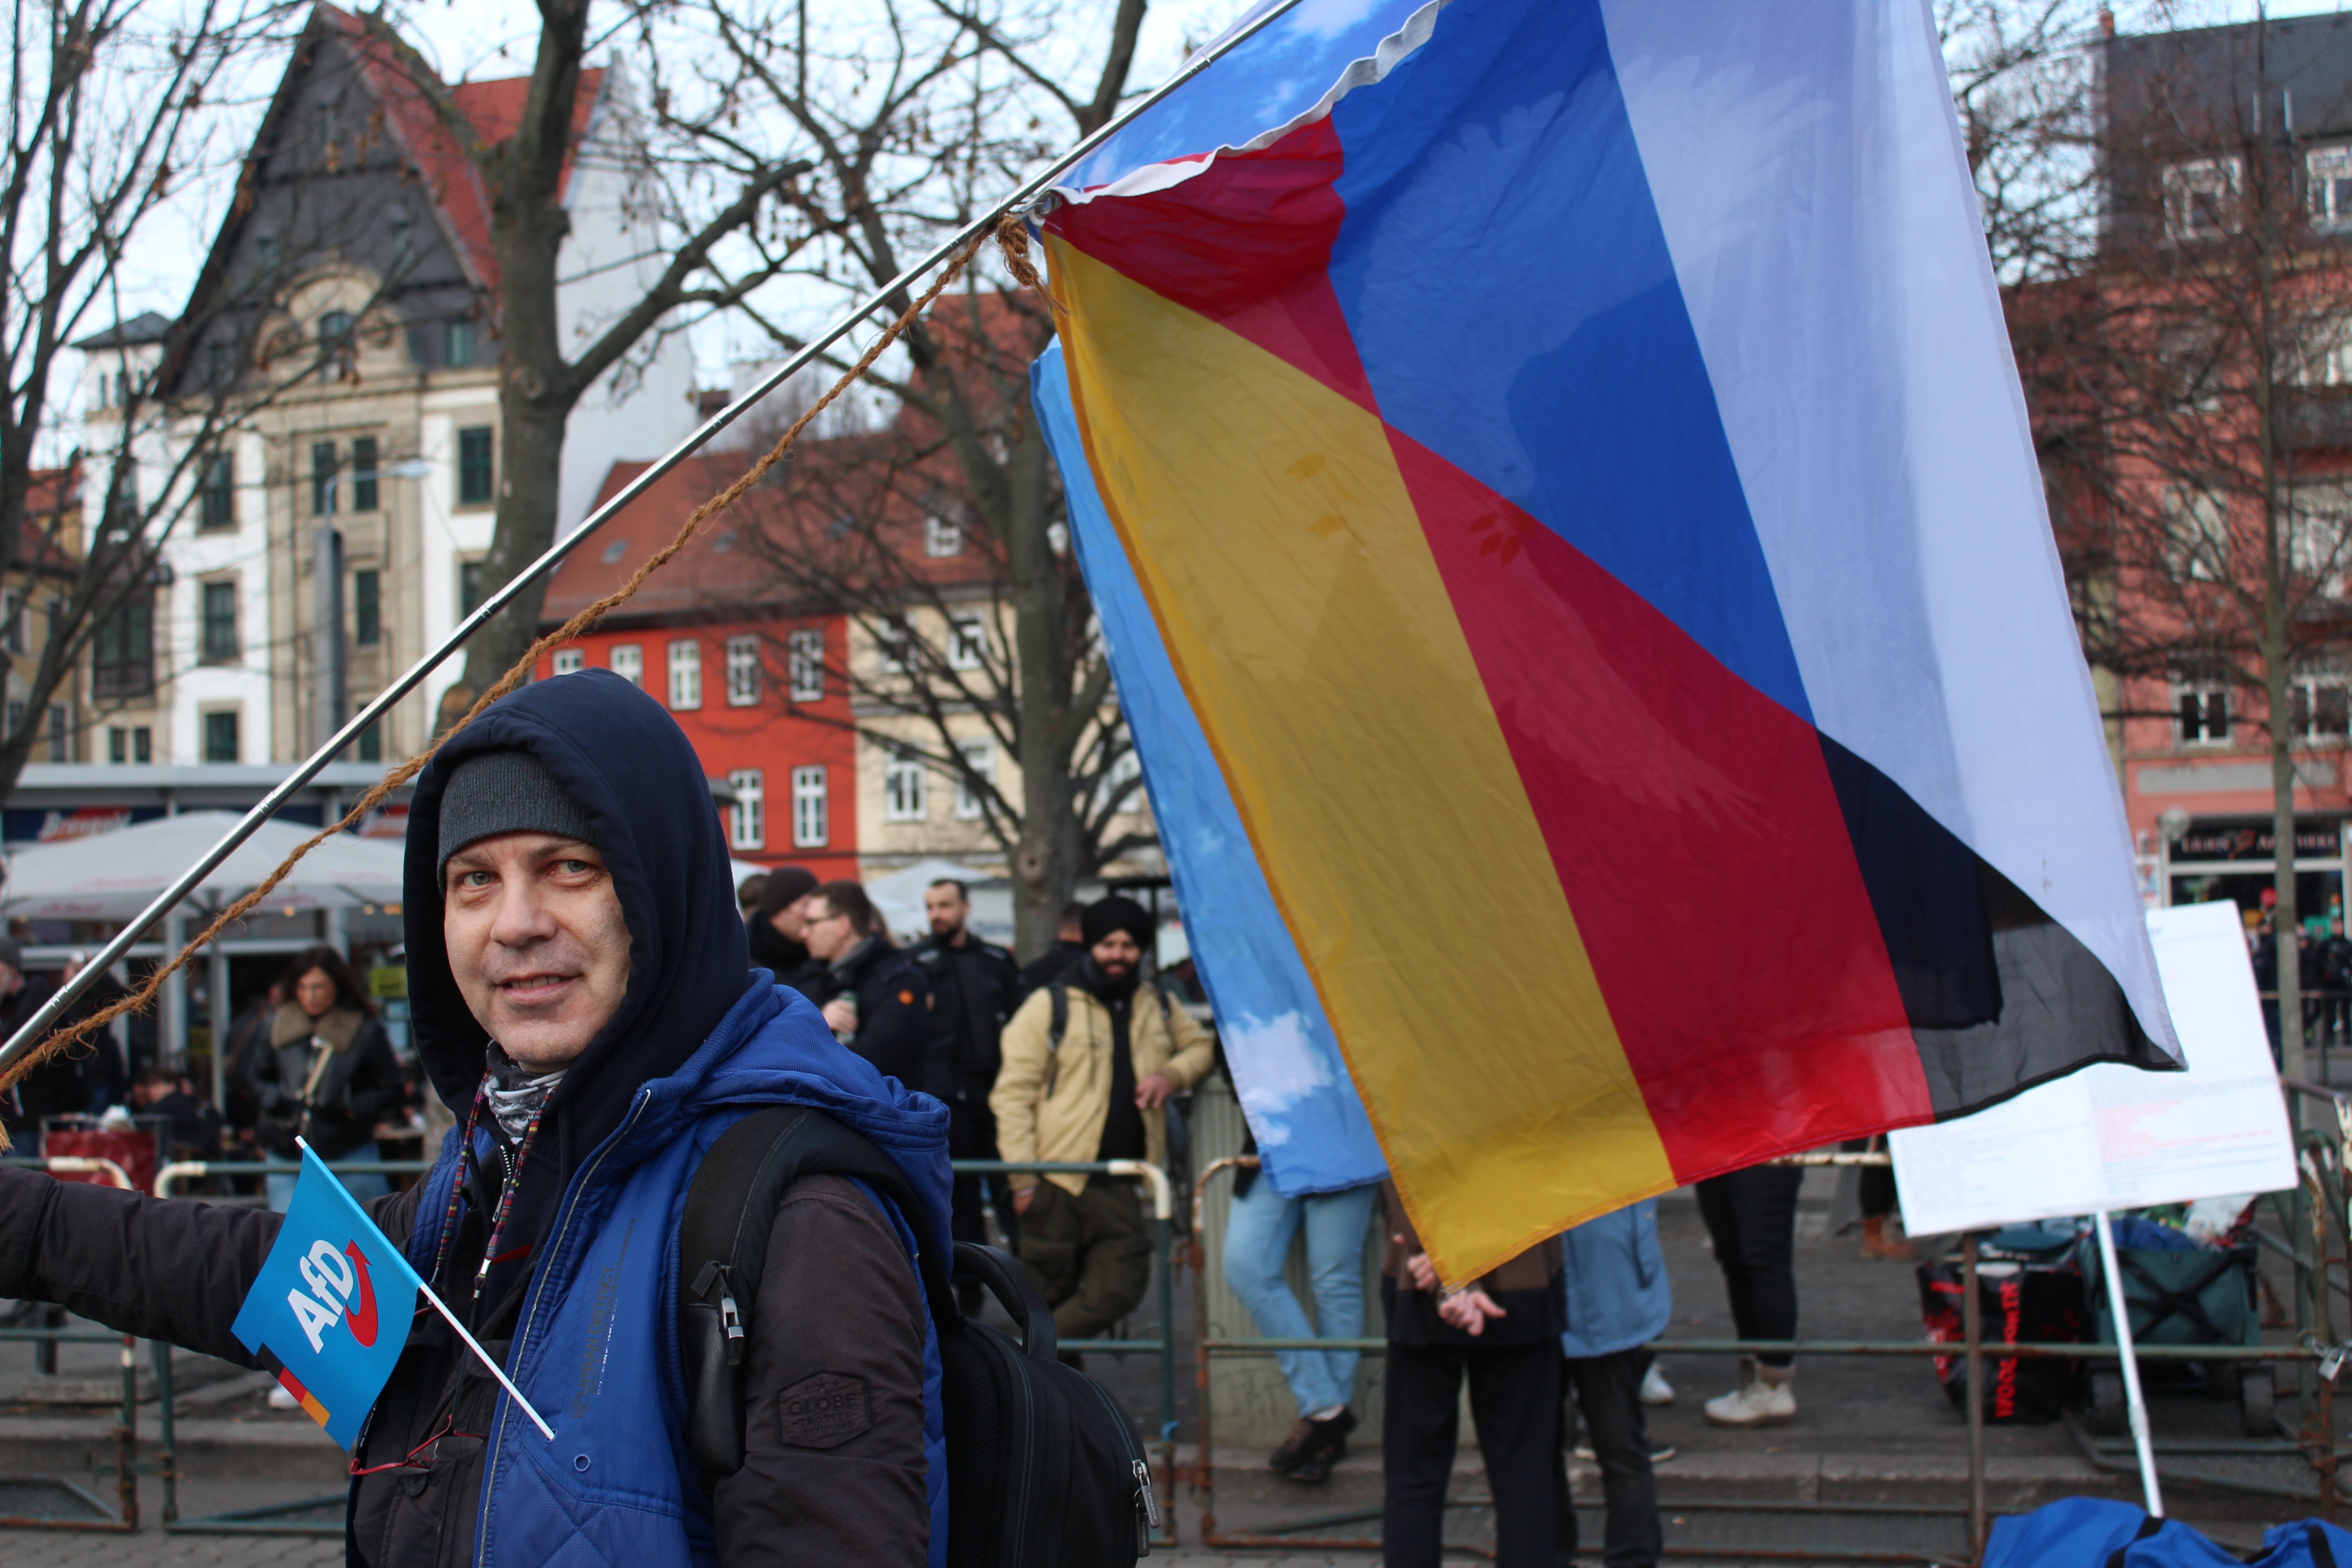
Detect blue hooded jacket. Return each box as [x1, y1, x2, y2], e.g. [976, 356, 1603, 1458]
[389, 669, 953, 1565]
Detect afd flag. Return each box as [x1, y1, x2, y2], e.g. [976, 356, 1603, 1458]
[231, 1144, 419, 1449]
[1035, 0, 2181, 1282]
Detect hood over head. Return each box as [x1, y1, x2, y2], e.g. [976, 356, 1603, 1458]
[404, 668, 750, 1184]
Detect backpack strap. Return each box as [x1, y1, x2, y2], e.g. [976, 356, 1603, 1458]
[678, 1104, 956, 1475]
[2308, 1524, 2341, 1568]
[1049, 983, 1068, 1047]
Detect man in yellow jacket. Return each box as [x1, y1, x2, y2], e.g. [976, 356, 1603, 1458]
[992, 896, 1215, 1340]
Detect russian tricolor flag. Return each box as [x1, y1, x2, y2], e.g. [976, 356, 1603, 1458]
[1034, 0, 2180, 1281]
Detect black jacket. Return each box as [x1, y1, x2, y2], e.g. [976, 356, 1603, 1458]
[813, 936, 931, 1089]
[909, 931, 1024, 1101]
[0, 669, 931, 1568]
[245, 1002, 404, 1160]
[1020, 939, 1088, 993]
[748, 916, 823, 996]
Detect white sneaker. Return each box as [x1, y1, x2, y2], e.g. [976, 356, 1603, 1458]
[1640, 1364, 1675, 1406]
[268, 1384, 299, 1410]
[1703, 1374, 1795, 1427]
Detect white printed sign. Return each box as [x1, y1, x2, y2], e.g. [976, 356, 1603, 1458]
[1889, 901, 2298, 1235]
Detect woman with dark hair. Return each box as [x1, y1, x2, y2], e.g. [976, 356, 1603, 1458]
[246, 945, 405, 1212]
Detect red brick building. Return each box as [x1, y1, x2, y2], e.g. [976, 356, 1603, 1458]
[535, 456, 859, 878]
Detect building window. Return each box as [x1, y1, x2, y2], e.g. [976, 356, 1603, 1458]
[458, 560, 484, 619]
[728, 768, 764, 850]
[357, 717, 382, 763]
[873, 617, 910, 674]
[351, 436, 378, 512]
[2177, 683, 2230, 747]
[445, 318, 475, 368]
[552, 647, 584, 675]
[2313, 147, 2352, 230]
[792, 765, 828, 847]
[609, 643, 642, 686]
[456, 426, 494, 505]
[955, 735, 994, 820]
[883, 748, 927, 822]
[92, 593, 153, 698]
[2164, 487, 2229, 582]
[788, 628, 824, 701]
[107, 727, 125, 764]
[106, 725, 151, 764]
[925, 514, 964, 558]
[203, 709, 240, 763]
[2164, 157, 2241, 242]
[353, 568, 380, 646]
[2294, 676, 2352, 741]
[206, 341, 237, 390]
[200, 579, 239, 663]
[668, 639, 702, 710]
[311, 440, 338, 515]
[45, 706, 67, 763]
[725, 635, 761, 706]
[948, 611, 988, 671]
[318, 309, 355, 377]
[199, 451, 235, 530]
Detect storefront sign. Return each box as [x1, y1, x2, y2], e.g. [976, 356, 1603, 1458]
[2169, 817, 2343, 862]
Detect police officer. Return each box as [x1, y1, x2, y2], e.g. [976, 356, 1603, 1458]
[910, 878, 1027, 1279]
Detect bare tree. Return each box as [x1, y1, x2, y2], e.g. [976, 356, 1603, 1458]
[354, 0, 832, 722]
[683, 0, 1147, 954]
[2023, 8, 2352, 1085]
[0, 0, 358, 803]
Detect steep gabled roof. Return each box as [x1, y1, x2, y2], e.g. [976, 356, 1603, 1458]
[314, 3, 605, 291]
[70, 312, 172, 351]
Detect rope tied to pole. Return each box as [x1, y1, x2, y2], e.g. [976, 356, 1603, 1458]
[0, 227, 996, 1145]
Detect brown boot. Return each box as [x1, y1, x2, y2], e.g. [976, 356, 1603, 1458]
[1860, 1215, 1916, 1261]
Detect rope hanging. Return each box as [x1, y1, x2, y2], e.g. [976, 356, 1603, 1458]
[0, 225, 1005, 1136]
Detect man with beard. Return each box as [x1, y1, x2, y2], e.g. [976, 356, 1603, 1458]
[748, 866, 823, 994]
[910, 879, 1027, 1291]
[992, 895, 1213, 1341]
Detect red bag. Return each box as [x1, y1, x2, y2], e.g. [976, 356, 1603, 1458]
[43, 1125, 159, 1194]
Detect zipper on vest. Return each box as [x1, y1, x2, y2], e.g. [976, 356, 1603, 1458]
[474, 1087, 654, 1567]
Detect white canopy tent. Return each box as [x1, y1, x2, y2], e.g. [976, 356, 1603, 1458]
[0, 812, 407, 1107]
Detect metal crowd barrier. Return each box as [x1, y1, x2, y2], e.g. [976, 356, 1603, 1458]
[1185, 1128, 2352, 1567]
[18, 1147, 1185, 1542]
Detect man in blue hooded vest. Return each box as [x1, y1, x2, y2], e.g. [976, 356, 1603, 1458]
[0, 670, 954, 1568]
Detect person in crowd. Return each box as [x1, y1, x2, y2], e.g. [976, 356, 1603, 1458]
[1020, 900, 1090, 990]
[0, 669, 950, 1566]
[1696, 1161, 1804, 1426]
[2326, 918, 2352, 1046]
[803, 880, 932, 1087]
[748, 865, 823, 994]
[910, 877, 1027, 1285]
[1845, 1134, 1914, 1261]
[0, 938, 75, 1143]
[1381, 1183, 1563, 1568]
[2254, 915, 2282, 1061]
[56, 952, 131, 1113]
[1552, 1198, 1670, 1568]
[1222, 1156, 1377, 1481]
[220, 982, 284, 1142]
[130, 1067, 224, 1160]
[246, 946, 406, 1212]
[994, 895, 1213, 1343]
[737, 871, 768, 921]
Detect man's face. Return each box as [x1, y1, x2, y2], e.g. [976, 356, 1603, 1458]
[926, 885, 969, 941]
[1091, 930, 1142, 980]
[443, 832, 631, 1072]
[0, 963, 22, 998]
[803, 897, 859, 964]
[768, 893, 819, 942]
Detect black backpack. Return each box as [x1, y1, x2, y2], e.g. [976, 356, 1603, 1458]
[678, 1103, 1160, 1566]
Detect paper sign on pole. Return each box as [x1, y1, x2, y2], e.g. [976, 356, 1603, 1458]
[1889, 901, 2296, 1235]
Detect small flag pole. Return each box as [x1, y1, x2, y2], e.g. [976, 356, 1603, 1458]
[296, 1139, 556, 1441]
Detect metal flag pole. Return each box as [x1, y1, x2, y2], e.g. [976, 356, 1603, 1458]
[2093, 1208, 2166, 1517]
[0, 0, 1314, 1079]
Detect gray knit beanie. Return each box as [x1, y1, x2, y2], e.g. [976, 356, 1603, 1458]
[436, 749, 597, 877]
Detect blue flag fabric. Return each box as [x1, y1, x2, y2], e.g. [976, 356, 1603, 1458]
[230, 1145, 422, 1449]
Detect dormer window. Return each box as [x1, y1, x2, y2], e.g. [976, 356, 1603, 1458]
[319, 309, 355, 379]
[2164, 157, 2242, 241]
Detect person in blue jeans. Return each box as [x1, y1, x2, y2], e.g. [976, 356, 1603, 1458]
[1222, 1150, 1378, 1481]
[1553, 1198, 1670, 1568]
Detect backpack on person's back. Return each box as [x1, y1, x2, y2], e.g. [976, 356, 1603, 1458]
[678, 1104, 1159, 1568]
